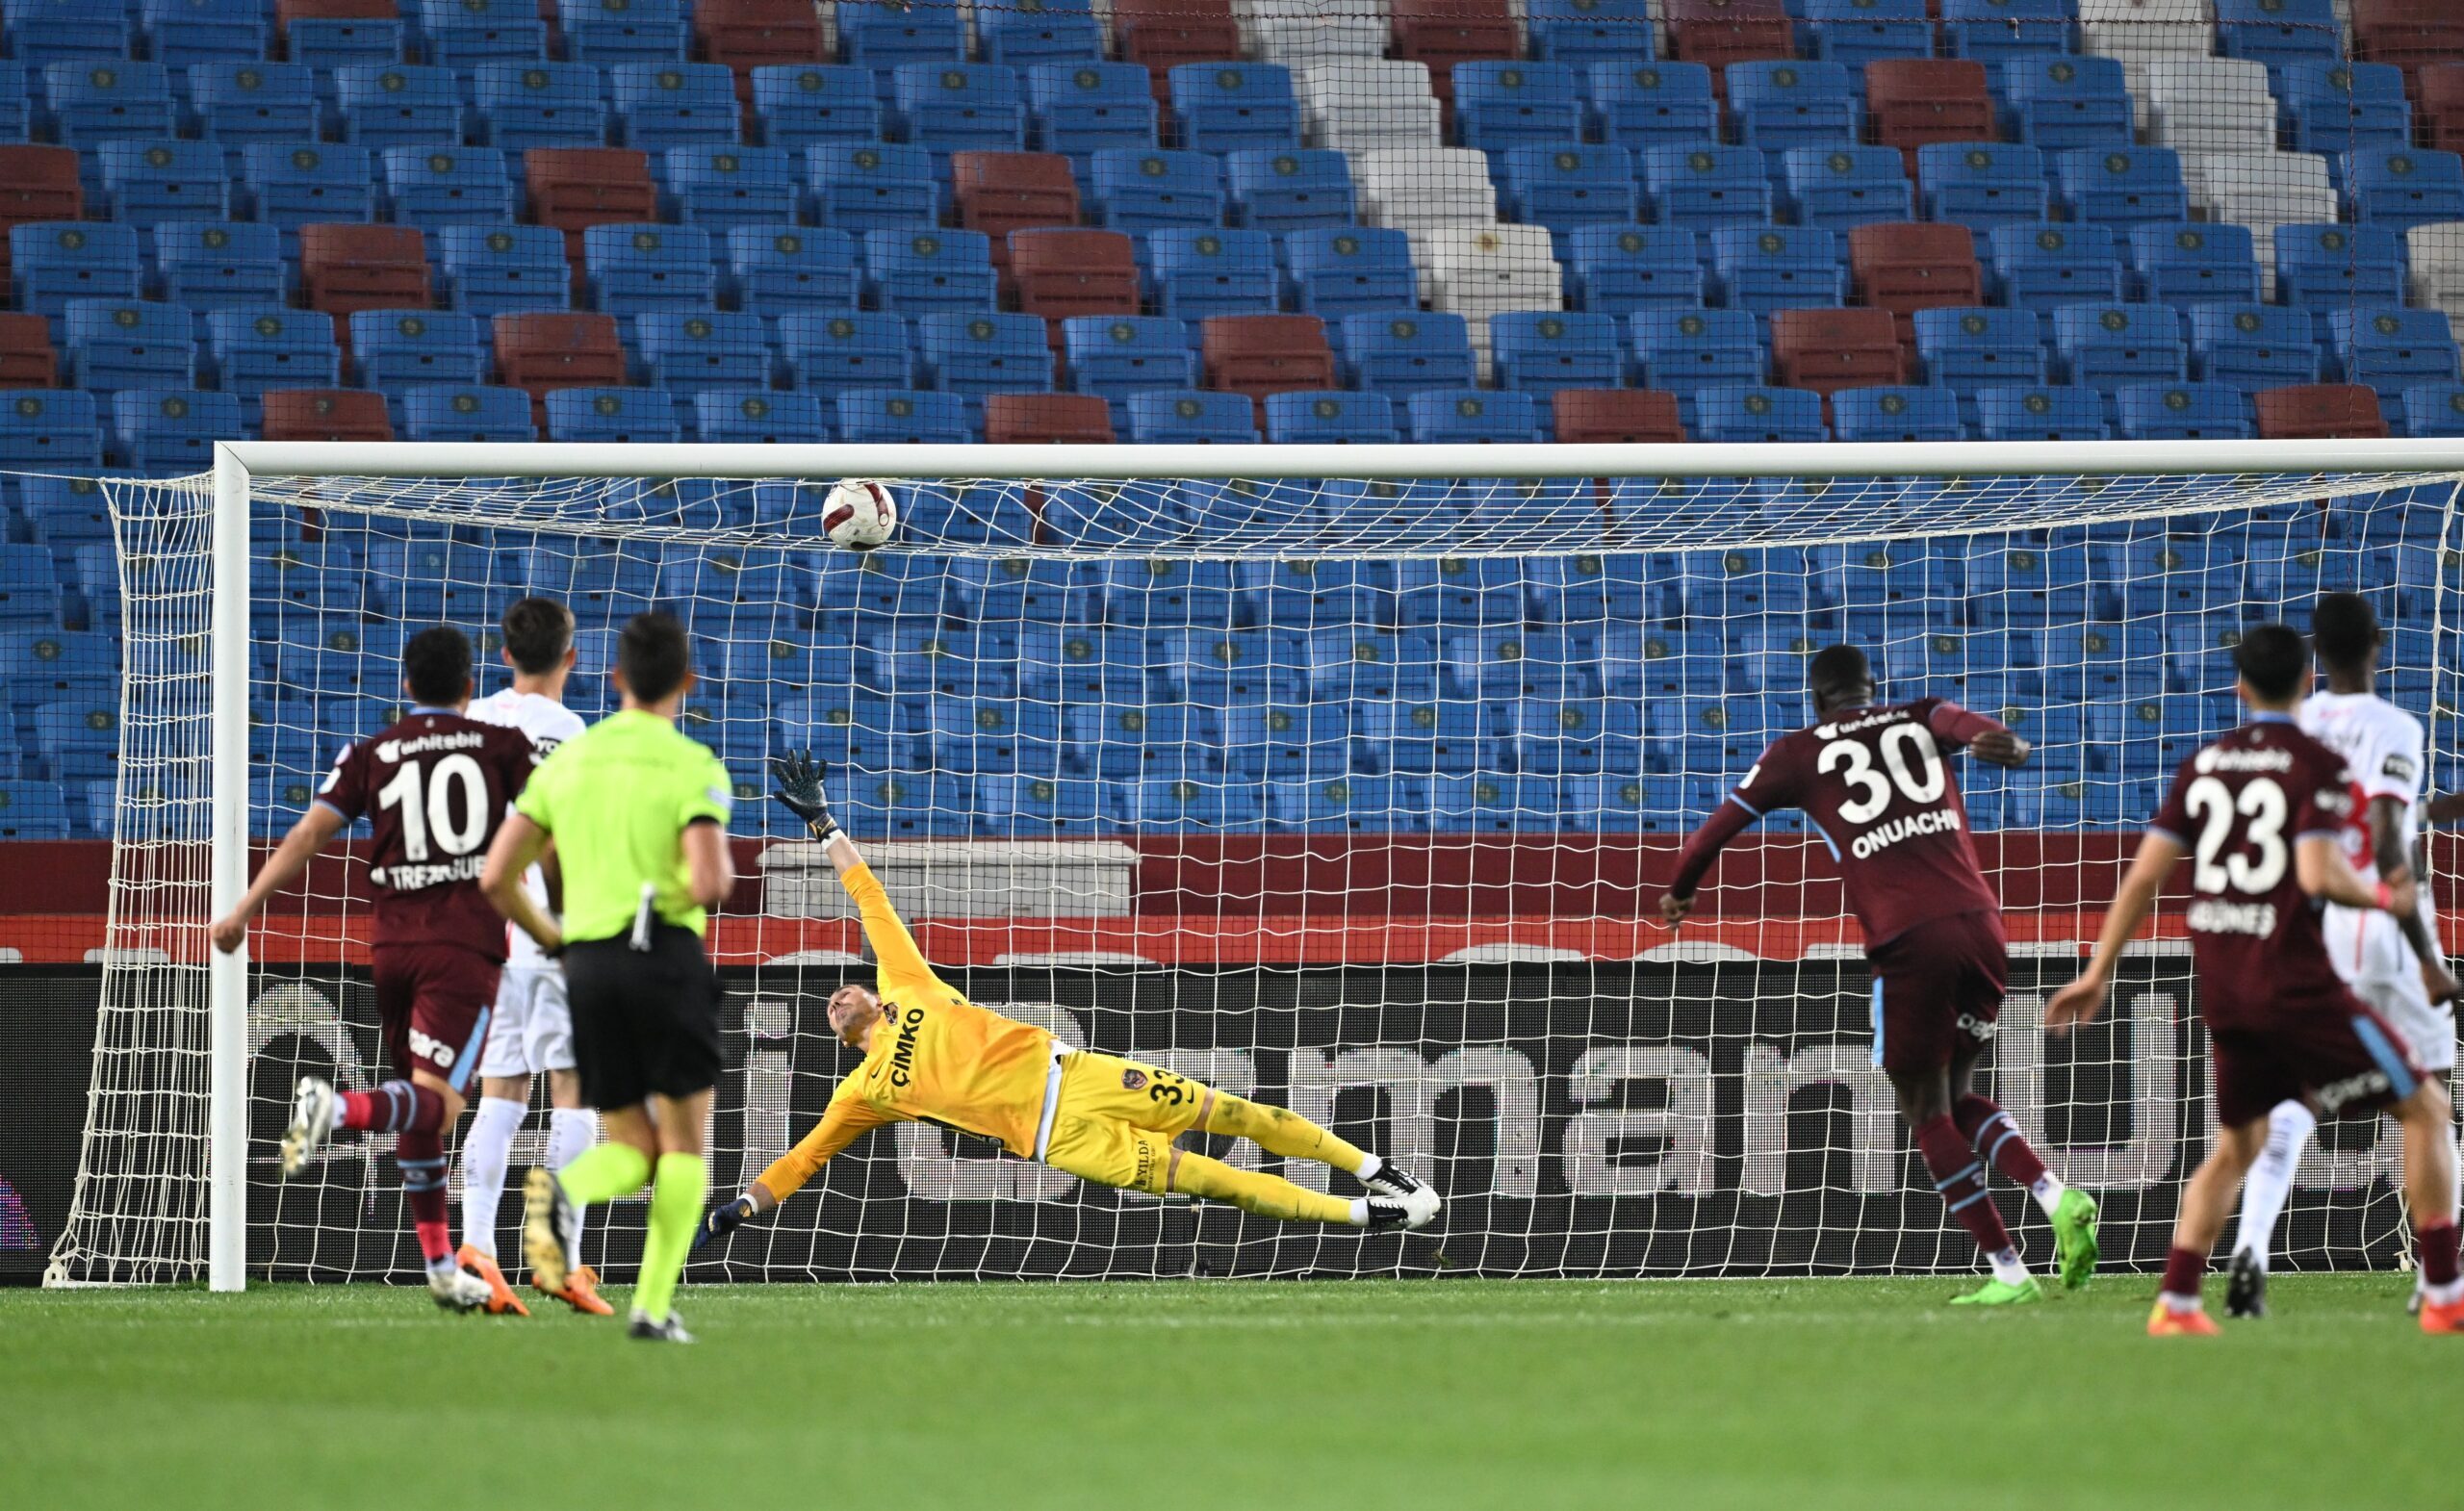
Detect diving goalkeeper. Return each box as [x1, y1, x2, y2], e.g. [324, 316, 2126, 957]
[697, 754, 1443, 1250]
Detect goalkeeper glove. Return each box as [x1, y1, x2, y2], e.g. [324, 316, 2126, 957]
[695, 1193, 757, 1253]
[770, 750, 839, 842]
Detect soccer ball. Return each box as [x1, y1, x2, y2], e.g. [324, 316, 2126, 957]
[821, 478, 897, 551]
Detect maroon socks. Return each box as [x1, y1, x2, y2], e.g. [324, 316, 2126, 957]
[1915, 1114, 2015, 1259]
[1955, 1094, 2048, 1190]
[339, 1082, 447, 1136]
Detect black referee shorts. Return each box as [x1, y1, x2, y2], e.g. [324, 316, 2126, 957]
[561, 924, 723, 1111]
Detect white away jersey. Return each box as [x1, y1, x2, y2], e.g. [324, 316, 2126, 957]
[2298, 690, 2425, 873]
[468, 687, 586, 966]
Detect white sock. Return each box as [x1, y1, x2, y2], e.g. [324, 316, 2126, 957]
[1347, 1198, 1370, 1226]
[425, 1253, 462, 1281]
[459, 1096, 526, 1259]
[1355, 1152, 1384, 1184]
[2230, 1100, 2317, 1272]
[1988, 1247, 2031, 1287]
[2028, 1173, 2066, 1217]
[2161, 1291, 2204, 1315]
[547, 1106, 599, 1270]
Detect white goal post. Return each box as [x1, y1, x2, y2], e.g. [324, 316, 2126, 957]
[51, 438, 2464, 1293]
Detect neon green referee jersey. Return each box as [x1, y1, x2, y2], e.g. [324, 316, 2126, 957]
[515, 708, 733, 942]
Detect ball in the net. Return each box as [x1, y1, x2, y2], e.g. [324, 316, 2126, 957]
[822, 478, 898, 551]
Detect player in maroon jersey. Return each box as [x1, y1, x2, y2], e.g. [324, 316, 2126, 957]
[2047, 624, 2462, 1336]
[1657, 644, 2101, 1304]
[210, 626, 543, 1312]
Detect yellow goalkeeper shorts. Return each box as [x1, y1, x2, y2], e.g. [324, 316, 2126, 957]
[1039, 1052, 1215, 1196]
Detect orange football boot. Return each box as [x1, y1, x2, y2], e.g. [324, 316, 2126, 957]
[2418, 1295, 2464, 1336]
[2146, 1301, 2220, 1336]
[458, 1243, 528, 1317]
[537, 1263, 616, 1317]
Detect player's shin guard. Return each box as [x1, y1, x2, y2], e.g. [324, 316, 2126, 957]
[459, 1096, 525, 1259]
[1204, 1095, 1373, 1178]
[2230, 1100, 2316, 1273]
[1168, 1151, 1356, 1224]
[546, 1108, 598, 1268]
[397, 1131, 455, 1270]
[1914, 1115, 2017, 1263]
[634, 1153, 706, 1325]
[340, 1081, 448, 1135]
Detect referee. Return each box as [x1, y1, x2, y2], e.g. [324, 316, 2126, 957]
[480, 611, 732, 1344]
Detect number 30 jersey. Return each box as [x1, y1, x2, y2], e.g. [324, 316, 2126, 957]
[1730, 698, 2001, 946]
[316, 710, 541, 958]
[2147, 714, 2355, 1029]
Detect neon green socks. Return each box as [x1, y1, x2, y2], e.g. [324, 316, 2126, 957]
[635, 1152, 706, 1323]
[555, 1141, 652, 1206]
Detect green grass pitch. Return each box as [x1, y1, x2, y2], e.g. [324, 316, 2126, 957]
[3, 1275, 2451, 1510]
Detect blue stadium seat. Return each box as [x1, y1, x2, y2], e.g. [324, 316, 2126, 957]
[1942, 0, 2071, 63]
[862, 227, 998, 318]
[1126, 388, 1258, 443]
[188, 63, 318, 173]
[0, 541, 64, 625]
[290, 14, 402, 77]
[2272, 223, 2406, 329]
[1225, 148, 1355, 233]
[1029, 62, 1159, 166]
[4, 0, 128, 67]
[916, 311, 1052, 423]
[837, 0, 964, 71]
[1835, 385, 1961, 442]
[545, 385, 680, 442]
[661, 146, 798, 232]
[581, 222, 716, 317]
[340, 65, 464, 150]
[2116, 382, 2255, 440]
[635, 310, 770, 422]
[1452, 62, 1583, 152]
[435, 222, 570, 315]
[982, 0, 1101, 66]
[95, 141, 228, 235]
[2277, 63, 2410, 157]
[558, 0, 686, 65]
[808, 141, 938, 231]
[1999, 55, 2133, 151]
[1061, 314, 1195, 423]
[1692, 385, 1823, 443]
[0, 627, 112, 708]
[2188, 303, 2320, 392]
[2052, 302, 2187, 401]
[1913, 307, 2044, 422]
[725, 225, 860, 319]
[2332, 307, 2462, 411]
[837, 387, 970, 443]
[239, 144, 377, 255]
[155, 220, 284, 315]
[1089, 147, 1223, 232]
[1640, 144, 1774, 245]
[1990, 221, 2124, 310]
[1527, 0, 1655, 64]
[381, 145, 518, 225]
[471, 62, 606, 152]
[1490, 312, 1624, 426]
[1336, 310, 1477, 401]
[613, 62, 739, 150]
[64, 298, 192, 395]
[1710, 224, 1845, 320]
[205, 307, 342, 423]
[1145, 228, 1278, 324]
[0, 389, 100, 471]
[0, 61, 27, 141]
[2055, 145, 2189, 229]
[781, 309, 911, 396]
[1169, 62, 1297, 155]
[416, 0, 549, 72]
[2217, 0, 2341, 69]
[691, 388, 828, 444]
[111, 388, 243, 474]
[1263, 389, 1399, 443]
[2401, 383, 2464, 437]
[2346, 147, 2464, 232]
[1586, 62, 1718, 150]
[401, 383, 535, 440]
[10, 222, 141, 338]
[1976, 384, 2108, 440]
[2129, 222, 2262, 308]
[348, 309, 487, 394]
[1727, 62, 1861, 153]
[0, 780, 71, 838]
[1916, 142, 2049, 255]
[1781, 145, 1914, 233]
[146, 0, 267, 66]
[1632, 308, 1762, 425]
[42, 61, 174, 147]
[1501, 145, 1640, 259]
[1286, 227, 1418, 320]
[1564, 224, 1702, 315]
[892, 62, 1027, 161]
[1803, 0, 1931, 68]
[751, 65, 883, 151]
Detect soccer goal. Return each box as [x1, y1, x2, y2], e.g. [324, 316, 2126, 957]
[42, 438, 2464, 1293]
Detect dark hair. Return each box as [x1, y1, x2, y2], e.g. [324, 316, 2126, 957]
[500, 595, 576, 676]
[618, 610, 692, 704]
[2309, 591, 2381, 674]
[402, 625, 474, 708]
[1808, 643, 1872, 701]
[2234, 622, 2308, 703]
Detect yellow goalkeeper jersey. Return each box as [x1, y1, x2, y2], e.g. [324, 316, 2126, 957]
[795, 862, 1056, 1163]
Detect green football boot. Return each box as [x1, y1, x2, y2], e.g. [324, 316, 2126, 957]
[1950, 1276, 2047, 1307]
[2050, 1188, 2101, 1292]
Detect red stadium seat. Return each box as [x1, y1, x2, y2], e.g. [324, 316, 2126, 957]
[1009, 229, 1139, 335]
[261, 389, 397, 441]
[2253, 384, 2391, 439]
[2419, 64, 2464, 150]
[1114, 0, 1244, 103]
[0, 313, 57, 388]
[1770, 307, 1905, 399]
[1201, 314, 1336, 427]
[1847, 222, 1985, 348]
[984, 392, 1116, 445]
[0, 146, 84, 287]
[1553, 389, 1685, 443]
[524, 148, 658, 262]
[493, 311, 626, 427]
[953, 153, 1081, 281]
[299, 223, 430, 317]
[1866, 61, 1997, 171]
[1392, 0, 1519, 107]
[694, 0, 827, 105]
[1665, 0, 1794, 102]
[276, 0, 397, 26]
[2355, 0, 2464, 95]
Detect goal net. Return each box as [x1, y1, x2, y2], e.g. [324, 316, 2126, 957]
[44, 444, 2464, 1287]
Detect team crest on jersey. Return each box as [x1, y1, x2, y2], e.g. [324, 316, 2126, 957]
[2385, 754, 2417, 781]
[1120, 1068, 1148, 1091]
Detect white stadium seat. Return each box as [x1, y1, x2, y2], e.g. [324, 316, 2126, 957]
[1301, 58, 1443, 150]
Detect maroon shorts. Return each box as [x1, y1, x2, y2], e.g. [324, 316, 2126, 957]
[372, 943, 501, 1095]
[1864, 909, 2009, 1076]
[2209, 996, 2426, 1129]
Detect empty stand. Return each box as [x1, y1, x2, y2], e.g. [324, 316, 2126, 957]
[526, 148, 659, 258]
[1770, 307, 1905, 398]
[1551, 388, 1683, 443]
[1202, 313, 1336, 424]
[299, 223, 430, 316]
[493, 310, 626, 425]
[2253, 384, 2392, 439]
[984, 392, 1116, 444]
[1865, 61, 1996, 171]
[261, 388, 394, 441]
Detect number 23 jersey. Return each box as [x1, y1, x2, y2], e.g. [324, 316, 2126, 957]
[2147, 716, 2356, 1028]
[1731, 699, 2001, 947]
[316, 711, 541, 957]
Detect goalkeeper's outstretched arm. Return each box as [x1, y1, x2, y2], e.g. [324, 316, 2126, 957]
[771, 750, 938, 986]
